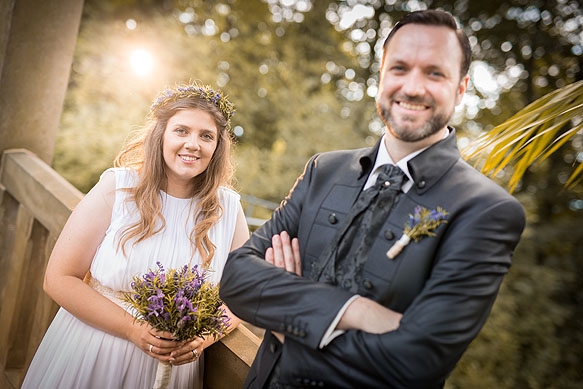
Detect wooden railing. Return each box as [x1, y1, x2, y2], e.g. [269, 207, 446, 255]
[0, 149, 261, 388]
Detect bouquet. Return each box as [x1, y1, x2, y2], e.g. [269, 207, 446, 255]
[122, 262, 230, 389]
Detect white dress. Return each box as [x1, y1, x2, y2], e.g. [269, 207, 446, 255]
[22, 168, 242, 389]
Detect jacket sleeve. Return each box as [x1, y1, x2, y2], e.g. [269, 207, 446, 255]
[220, 155, 356, 349]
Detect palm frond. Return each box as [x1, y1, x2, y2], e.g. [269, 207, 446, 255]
[462, 80, 583, 193]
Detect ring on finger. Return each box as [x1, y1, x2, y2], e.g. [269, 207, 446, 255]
[149, 344, 153, 353]
[192, 349, 198, 359]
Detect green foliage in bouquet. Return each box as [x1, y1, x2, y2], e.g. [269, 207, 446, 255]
[122, 262, 229, 341]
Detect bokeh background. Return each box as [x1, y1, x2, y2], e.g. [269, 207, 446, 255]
[53, 1, 582, 387]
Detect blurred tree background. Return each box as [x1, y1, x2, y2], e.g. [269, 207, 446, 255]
[54, 0, 582, 387]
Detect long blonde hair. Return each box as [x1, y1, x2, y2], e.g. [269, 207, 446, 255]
[114, 84, 235, 267]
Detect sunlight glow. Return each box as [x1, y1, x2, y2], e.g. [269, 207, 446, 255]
[125, 19, 137, 30]
[130, 49, 154, 76]
[338, 4, 375, 30]
[471, 61, 498, 95]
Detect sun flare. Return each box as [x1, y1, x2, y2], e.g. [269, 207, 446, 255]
[129, 49, 154, 76]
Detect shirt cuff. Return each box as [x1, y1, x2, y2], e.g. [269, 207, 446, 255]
[318, 295, 360, 349]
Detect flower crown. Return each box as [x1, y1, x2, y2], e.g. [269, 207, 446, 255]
[150, 83, 236, 131]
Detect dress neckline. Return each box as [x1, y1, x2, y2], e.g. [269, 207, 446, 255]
[160, 190, 193, 202]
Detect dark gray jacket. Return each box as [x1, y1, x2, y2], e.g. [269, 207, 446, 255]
[220, 129, 525, 388]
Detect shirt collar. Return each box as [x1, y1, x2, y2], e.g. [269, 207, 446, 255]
[365, 131, 450, 192]
[363, 135, 414, 192]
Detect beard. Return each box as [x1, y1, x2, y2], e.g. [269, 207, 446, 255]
[376, 98, 451, 142]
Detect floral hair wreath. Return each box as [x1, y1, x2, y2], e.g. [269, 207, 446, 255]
[150, 82, 236, 132]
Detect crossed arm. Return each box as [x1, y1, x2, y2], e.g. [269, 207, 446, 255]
[265, 231, 402, 342]
[221, 201, 524, 387]
[220, 152, 525, 386]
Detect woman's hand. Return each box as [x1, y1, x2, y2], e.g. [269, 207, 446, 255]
[130, 322, 183, 363]
[265, 231, 302, 276]
[165, 303, 242, 365]
[168, 336, 205, 365]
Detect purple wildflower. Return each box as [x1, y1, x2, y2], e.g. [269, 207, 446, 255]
[175, 289, 195, 313]
[429, 208, 447, 221]
[147, 289, 165, 318]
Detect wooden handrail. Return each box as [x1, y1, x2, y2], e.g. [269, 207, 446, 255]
[0, 149, 259, 388]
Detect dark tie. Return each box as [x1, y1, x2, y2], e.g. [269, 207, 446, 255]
[312, 164, 405, 292]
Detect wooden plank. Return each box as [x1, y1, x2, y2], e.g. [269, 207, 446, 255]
[0, 205, 33, 369]
[0, 149, 82, 235]
[204, 324, 262, 388]
[0, 189, 18, 310]
[9, 220, 49, 372]
[28, 234, 60, 346]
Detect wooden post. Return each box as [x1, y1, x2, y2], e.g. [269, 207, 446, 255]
[0, 0, 84, 164]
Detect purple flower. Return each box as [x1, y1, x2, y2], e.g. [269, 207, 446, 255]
[177, 315, 191, 329]
[175, 289, 195, 312]
[404, 206, 449, 243]
[429, 208, 447, 221]
[147, 290, 165, 318]
[407, 206, 422, 228]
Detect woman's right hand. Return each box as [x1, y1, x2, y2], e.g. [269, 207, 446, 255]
[131, 321, 184, 362]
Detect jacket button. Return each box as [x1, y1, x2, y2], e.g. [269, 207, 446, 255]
[363, 279, 373, 289]
[384, 230, 395, 240]
[328, 213, 338, 224]
[418, 180, 426, 189]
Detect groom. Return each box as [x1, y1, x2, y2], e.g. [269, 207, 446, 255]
[220, 10, 525, 388]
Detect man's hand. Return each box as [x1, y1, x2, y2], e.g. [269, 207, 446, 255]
[338, 297, 402, 334]
[265, 231, 302, 344]
[265, 231, 302, 276]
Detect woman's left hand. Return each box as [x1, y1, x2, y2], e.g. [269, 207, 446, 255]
[168, 336, 205, 365]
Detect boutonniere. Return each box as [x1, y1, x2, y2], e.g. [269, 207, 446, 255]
[386, 206, 448, 259]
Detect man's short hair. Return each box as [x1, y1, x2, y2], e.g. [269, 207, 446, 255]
[383, 10, 472, 78]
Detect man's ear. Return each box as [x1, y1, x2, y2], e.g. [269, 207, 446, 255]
[456, 74, 470, 106]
